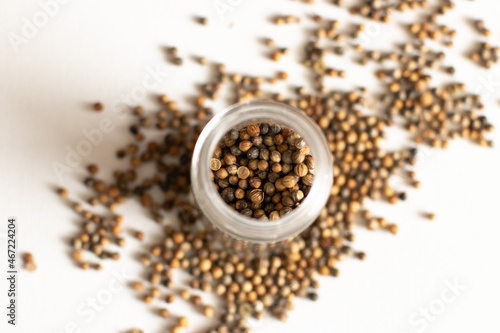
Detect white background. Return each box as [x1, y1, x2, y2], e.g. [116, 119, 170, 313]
[1, 0, 500, 332]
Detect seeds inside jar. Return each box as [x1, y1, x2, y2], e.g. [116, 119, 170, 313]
[211, 123, 314, 220]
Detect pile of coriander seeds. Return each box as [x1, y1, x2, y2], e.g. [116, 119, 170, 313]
[58, 1, 495, 332]
[211, 123, 314, 220]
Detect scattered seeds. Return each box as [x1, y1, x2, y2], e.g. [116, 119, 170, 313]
[474, 19, 490, 36]
[58, 2, 495, 333]
[470, 42, 499, 68]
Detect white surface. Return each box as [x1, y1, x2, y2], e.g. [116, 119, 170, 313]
[1, 0, 500, 332]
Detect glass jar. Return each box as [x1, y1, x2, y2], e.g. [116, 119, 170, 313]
[191, 100, 333, 243]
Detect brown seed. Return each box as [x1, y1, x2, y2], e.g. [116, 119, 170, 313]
[200, 258, 212, 272]
[131, 281, 144, 291]
[172, 232, 184, 244]
[169, 47, 178, 56]
[140, 255, 151, 267]
[165, 294, 176, 303]
[134, 231, 144, 240]
[159, 308, 170, 318]
[247, 124, 261, 137]
[271, 51, 282, 61]
[203, 305, 215, 317]
[420, 91, 433, 107]
[269, 211, 280, 220]
[389, 82, 400, 92]
[79, 262, 90, 270]
[92, 263, 103, 271]
[216, 168, 229, 179]
[72, 250, 83, 262]
[294, 163, 308, 177]
[199, 57, 208, 65]
[179, 289, 190, 300]
[210, 158, 222, 171]
[265, 38, 275, 48]
[235, 189, 245, 200]
[257, 160, 268, 171]
[179, 316, 189, 327]
[153, 262, 164, 272]
[277, 72, 288, 80]
[189, 295, 202, 306]
[58, 188, 68, 198]
[356, 252, 367, 260]
[151, 287, 161, 298]
[282, 175, 298, 188]
[201, 282, 212, 292]
[160, 94, 169, 103]
[224, 153, 236, 165]
[132, 106, 144, 116]
[291, 152, 305, 164]
[270, 150, 281, 163]
[248, 189, 264, 204]
[248, 177, 262, 189]
[302, 174, 314, 186]
[291, 190, 304, 202]
[93, 102, 103, 111]
[149, 272, 161, 285]
[239, 140, 253, 152]
[25, 261, 37, 272]
[239, 302, 253, 317]
[387, 224, 398, 235]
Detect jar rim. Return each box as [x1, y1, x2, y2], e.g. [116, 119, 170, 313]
[191, 99, 333, 243]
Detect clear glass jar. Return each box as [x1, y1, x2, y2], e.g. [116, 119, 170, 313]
[191, 100, 333, 243]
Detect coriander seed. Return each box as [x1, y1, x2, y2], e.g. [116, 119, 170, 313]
[93, 102, 103, 111]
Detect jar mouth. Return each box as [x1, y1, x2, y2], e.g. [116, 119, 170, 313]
[191, 99, 333, 243]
